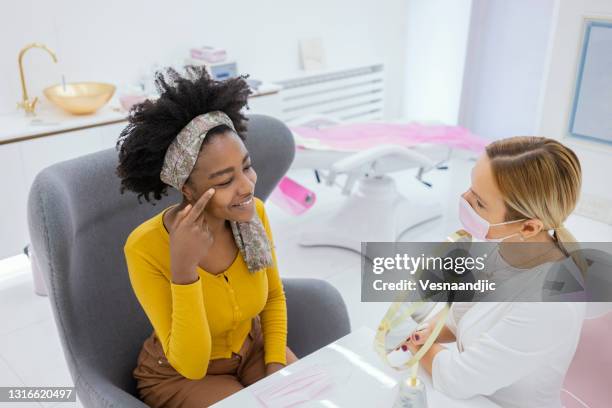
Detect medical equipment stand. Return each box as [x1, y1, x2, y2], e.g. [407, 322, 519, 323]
[298, 144, 444, 253]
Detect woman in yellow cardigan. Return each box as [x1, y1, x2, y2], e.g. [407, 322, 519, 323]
[116, 66, 297, 407]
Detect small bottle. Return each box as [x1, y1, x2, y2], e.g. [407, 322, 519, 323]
[394, 377, 427, 408]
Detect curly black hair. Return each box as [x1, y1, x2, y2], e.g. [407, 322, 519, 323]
[116, 65, 252, 203]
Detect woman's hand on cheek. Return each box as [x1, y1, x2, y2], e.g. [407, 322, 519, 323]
[169, 188, 216, 283]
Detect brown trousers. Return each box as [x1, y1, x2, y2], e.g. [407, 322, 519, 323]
[133, 316, 298, 408]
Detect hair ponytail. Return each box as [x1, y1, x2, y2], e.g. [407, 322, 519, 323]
[553, 225, 588, 277]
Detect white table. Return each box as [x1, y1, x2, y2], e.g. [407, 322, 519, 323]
[213, 326, 500, 407]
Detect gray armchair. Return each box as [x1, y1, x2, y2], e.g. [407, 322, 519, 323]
[27, 114, 350, 408]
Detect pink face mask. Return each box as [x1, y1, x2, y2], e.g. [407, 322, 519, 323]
[253, 366, 333, 408]
[459, 196, 525, 242]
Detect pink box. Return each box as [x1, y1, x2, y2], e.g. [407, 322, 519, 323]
[190, 46, 227, 63]
[270, 177, 316, 215]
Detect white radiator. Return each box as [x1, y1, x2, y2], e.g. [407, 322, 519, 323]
[274, 63, 385, 123]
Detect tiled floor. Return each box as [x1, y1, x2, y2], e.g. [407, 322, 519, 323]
[0, 156, 611, 408]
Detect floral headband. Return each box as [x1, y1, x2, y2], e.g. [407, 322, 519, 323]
[160, 110, 235, 190]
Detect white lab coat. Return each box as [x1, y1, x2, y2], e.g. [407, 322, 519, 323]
[432, 301, 586, 408]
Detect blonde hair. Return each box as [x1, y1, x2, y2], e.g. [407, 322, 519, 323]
[485, 136, 584, 271]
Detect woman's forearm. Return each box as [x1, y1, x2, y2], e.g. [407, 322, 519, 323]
[413, 343, 445, 376]
[436, 325, 456, 343]
[426, 309, 456, 343]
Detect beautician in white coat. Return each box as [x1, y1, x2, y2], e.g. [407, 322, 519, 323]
[398, 136, 586, 408]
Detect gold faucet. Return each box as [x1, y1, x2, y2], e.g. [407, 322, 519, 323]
[17, 43, 58, 115]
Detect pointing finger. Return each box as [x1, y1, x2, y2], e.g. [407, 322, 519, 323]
[186, 188, 215, 224]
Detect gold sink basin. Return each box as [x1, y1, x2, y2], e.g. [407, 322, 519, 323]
[43, 82, 116, 115]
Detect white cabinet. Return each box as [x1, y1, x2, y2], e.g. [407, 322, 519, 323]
[0, 143, 29, 258]
[99, 122, 127, 150]
[0, 126, 118, 259]
[20, 127, 107, 189]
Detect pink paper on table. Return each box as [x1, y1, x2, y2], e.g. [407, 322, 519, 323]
[252, 365, 334, 408]
[291, 123, 488, 153]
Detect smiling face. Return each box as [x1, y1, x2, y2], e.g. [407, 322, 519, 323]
[462, 154, 543, 240]
[182, 129, 257, 223]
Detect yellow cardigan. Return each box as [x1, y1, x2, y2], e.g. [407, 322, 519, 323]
[124, 197, 287, 380]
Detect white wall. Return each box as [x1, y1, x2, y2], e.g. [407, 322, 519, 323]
[536, 0, 612, 203]
[459, 0, 612, 219]
[402, 0, 473, 125]
[458, 0, 557, 139]
[0, 0, 408, 118]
